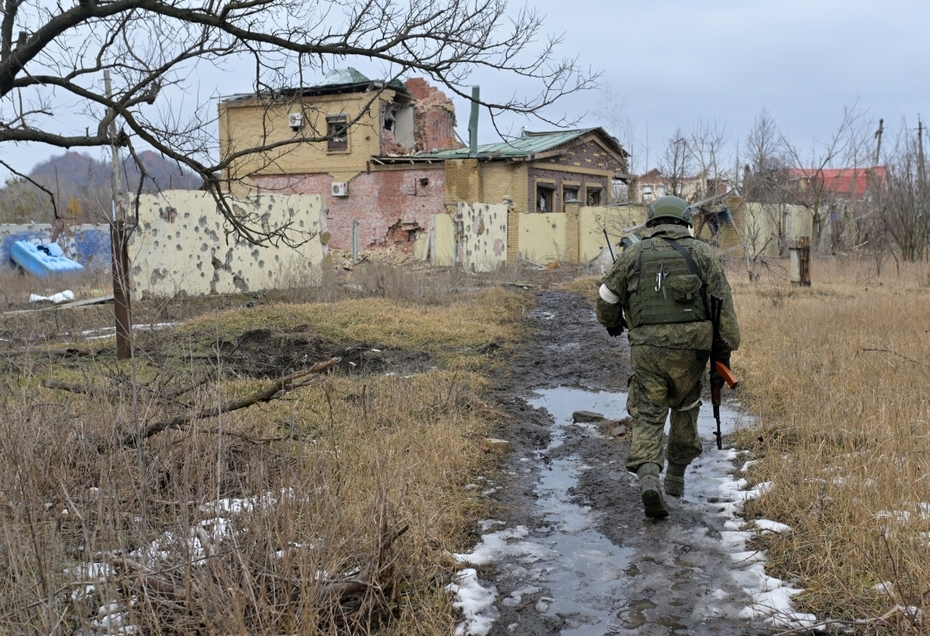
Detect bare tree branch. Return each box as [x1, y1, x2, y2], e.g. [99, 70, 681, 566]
[121, 356, 340, 446]
[0, 0, 596, 242]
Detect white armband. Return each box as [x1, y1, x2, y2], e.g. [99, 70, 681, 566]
[599, 284, 620, 304]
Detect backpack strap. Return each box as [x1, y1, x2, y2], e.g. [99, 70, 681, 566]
[661, 237, 699, 277]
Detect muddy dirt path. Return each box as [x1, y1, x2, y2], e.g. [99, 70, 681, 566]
[479, 289, 771, 636]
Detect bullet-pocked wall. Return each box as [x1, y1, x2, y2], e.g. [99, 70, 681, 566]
[458, 202, 508, 272]
[129, 191, 328, 297]
[428, 204, 651, 268]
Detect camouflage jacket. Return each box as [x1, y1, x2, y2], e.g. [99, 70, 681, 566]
[597, 224, 740, 352]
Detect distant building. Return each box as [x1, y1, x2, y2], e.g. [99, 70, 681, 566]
[786, 167, 887, 203]
[629, 169, 727, 205]
[218, 69, 629, 250]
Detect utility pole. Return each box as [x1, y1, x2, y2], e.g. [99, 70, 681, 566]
[105, 70, 133, 360]
[873, 118, 883, 167]
[674, 137, 687, 197]
[918, 117, 926, 186]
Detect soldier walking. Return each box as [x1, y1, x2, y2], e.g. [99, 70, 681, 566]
[596, 196, 740, 518]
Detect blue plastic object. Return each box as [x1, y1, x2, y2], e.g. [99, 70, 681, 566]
[10, 240, 85, 277]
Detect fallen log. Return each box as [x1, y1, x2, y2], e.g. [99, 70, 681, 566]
[122, 357, 341, 446]
[3, 346, 95, 358]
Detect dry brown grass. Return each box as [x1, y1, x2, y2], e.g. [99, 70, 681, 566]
[731, 257, 930, 630]
[0, 269, 531, 635]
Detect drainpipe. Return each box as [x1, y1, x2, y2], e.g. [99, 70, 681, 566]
[352, 219, 359, 265]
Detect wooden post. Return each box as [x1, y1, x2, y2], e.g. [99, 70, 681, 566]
[106, 70, 133, 359]
[110, 220, 133, 359]
[789, 236, 811, 286]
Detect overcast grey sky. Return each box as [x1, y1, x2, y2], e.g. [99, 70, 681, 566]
[6, 0, 928, 178]
[447, 0, 928, 174]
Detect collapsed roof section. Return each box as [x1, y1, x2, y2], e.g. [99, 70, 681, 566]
[370, 127, 630, 180]
[219, 67, 411, 105]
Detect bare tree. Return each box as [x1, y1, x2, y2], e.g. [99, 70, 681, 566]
[878, 121, 930, 262]
[742, 108, 788, 202]
[594, 82, 636, 202]
[0, 0, 596, 243]
[685, 117, 729, 202]
[658, 128, 691, 199]
[738, 109, 795, 255]
[782, 104, 873, 252]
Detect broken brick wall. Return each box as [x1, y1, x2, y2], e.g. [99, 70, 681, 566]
[253, 166, 446, 251]
[403, 78, 463, 153]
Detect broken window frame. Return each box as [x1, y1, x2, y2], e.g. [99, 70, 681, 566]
[536, 182, 556, 213]
[586, 186, 603, 206]
[326, 115, 349, 152]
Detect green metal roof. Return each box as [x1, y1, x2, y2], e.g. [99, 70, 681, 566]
[431, 128, 626, 160]
[318, 67, 371, 86]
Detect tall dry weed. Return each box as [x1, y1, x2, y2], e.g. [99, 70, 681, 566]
[732, 257, 930, 628]
[0, 277, 527, 634]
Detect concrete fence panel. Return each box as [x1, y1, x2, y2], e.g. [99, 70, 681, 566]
[518, 212, 566, 265]
[458, 202, 508, 272]
[129, 191, 327, 297]
[578, 205, 649, 262]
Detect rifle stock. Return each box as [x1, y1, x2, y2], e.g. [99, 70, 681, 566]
[714, 361, 738, 389]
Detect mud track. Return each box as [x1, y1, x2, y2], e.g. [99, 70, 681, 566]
[484, 289, 769, 636]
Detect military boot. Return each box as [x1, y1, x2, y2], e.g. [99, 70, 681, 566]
[637, 463, 668, 519]
[664, 462, 687, 498]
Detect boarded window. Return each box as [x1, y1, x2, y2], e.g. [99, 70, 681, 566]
[327, 115, 348, 151]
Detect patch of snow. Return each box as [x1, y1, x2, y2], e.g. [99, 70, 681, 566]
[752, 519, 792, 534]
[446, 568, 499, 636]
[453, 525, 551, 566]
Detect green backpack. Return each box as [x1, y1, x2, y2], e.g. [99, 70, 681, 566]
[628, 237, 707, 327]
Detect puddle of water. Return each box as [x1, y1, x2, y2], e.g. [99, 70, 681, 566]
[449, 386, 756, 636]
[525, 387, 748, 635]
[526, 387, 634, 636]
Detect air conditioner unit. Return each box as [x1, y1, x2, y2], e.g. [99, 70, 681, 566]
[288, 112, 303, 131]
[331, 182, 348, 197]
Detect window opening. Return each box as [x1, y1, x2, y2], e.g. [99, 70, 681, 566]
[327, 115, 348, 151]
[536, 185, 555, 212]
[586, 187, 602, 206]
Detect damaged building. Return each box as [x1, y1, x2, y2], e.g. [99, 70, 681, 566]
[218, 69, 629, 250]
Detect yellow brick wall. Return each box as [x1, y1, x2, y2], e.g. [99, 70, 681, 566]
[507, 207, 521, 262]
[218, 91, 393, 194]
[478, 163, 528, 211]
[564, 202, 580, 263]
[443, 160, 529, 212]
[444, 159, 481, 205]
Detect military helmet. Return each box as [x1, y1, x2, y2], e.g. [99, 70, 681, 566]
[647, 195, 693, 227]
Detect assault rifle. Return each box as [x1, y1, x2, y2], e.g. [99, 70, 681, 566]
[603, 228, 616, 262]
[709, 294, 739, 450]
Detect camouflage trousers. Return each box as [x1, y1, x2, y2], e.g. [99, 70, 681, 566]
[625, 345, 709, 473]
